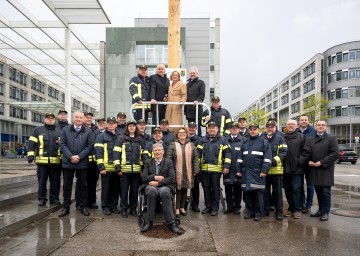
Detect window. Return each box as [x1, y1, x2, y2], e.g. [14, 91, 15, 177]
[281, 94, 289, 105]
[266, 93, 272, 102]
[273, 100, 278, 110]
[349, 51, 356, 61]
[0, 63, 3, 76]
[82, 103, 89, 112]
[260, 97, 265, 106]
[303, 79, 315, 94]
[9, 86, 17, 99]
[291, 72, 301, 86]
[32, 112, 44, 123]
[61, 93, 65, 103]
[31, 79, 45, 94]
[303, 62, 315, 79]
[291, 87, 301, 100]
[10, 106, 27, 120]
[0, 82, 4, 95]
[73, 99, 80, 109]
[0, 103, 4, 115]
[291, 101, 300, 114]
[48, 86, 59, 100]
[266, 104, 272, 112]
[281, 81, 289, 93]
[273, 88, 278, 97]
[336, 53, 343, 63]
[136, 44, 172, 65]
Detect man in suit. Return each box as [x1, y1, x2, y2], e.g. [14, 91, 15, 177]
[141, 143, 181, 234]
[149, 64, 170, 127]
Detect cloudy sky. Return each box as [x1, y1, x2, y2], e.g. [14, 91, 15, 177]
[2, 0, 360, 116]
[81, 0, 360, 115]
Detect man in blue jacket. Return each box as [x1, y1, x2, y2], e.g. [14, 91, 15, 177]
[59, 111, 94, 217]
[297, 115, 316, 213]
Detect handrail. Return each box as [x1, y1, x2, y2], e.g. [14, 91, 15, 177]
[129, 101, 211, 128]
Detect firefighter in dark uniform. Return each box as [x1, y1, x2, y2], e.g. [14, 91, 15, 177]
[27, 112, 62, 206]
[188, 122, 202, 212]
[83, 112, 99, 209]
[237, 123, 272, 221]
[56, 109, 70, 131]
[201, 96, 233, 136]
[197, 121, 231, 216]
[142, 127, 169, 163]
[223, 122, 244, 215]
[261, 120, 288, 220]
[129, 65, 151, 122]
[137, 118, 151, 148]
[116, 112, 127, 135]
[94, 116, 121, 215]
[114, 120, 143, 218]
[159, 119, 175, 146]
[238, 117, 249, 138]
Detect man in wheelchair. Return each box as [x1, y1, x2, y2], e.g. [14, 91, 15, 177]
[140, 143, 181, 234]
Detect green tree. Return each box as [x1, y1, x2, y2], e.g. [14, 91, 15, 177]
[301, 93, 330, 126]
[235, 108, 267, 127]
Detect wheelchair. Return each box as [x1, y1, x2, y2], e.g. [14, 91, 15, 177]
[137, 184, 181, 228]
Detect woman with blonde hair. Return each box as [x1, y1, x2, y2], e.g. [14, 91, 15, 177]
[166, 127, 199, 217]
[165, 70, 187, 130]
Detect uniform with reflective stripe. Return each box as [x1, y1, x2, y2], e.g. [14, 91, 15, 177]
[129, 75, 151, 110]
[114, 134, 143, 173]
[94, 129, 118, 172]
[261, 134, 288, 175]
[223, 134, 244, 185]
[201, 106, 233, 136]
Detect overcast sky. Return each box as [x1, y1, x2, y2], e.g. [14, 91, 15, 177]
[2, 0, 360, 116]
[92, 0, 360, 116]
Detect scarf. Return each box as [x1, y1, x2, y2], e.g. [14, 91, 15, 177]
[174, 141, 193, 190]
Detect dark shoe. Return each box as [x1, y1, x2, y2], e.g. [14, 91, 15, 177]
[320, 213, 329, 221]
[58, 208, 70, 217]
[269, 206, 275, 212]
[76, 205, 82, 211]
[88, 203, 99, 209]
[111, 208, 121, 214]
[265, 211, 270, 216]
[121, 210, 128, 218]
[201, 207, 211, 214]
[103, 209, 111, 215]
[38, 200, 46, 206]
[302, 207, 311, 214]
[275, 213, 283, 220]
[81, 207, 90, 216]
[310, 210, 322, 217]
[211, 211, 218, 216]
[244, 213, 254, 219]
[191, 206, 200, 212]
[176, 214, 180, 218]
[254, 216, 262, 221]
[50, 200, 61, 206]
[130, 209, 137, 217]
[140, 221, 153, 232]
[234, 208, 241, 215]
[169, 223, 182, 234]
[224, 208, 234, 214]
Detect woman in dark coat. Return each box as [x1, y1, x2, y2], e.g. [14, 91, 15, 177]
[166, 127, 199, 217]
[307, 120, 339, 221]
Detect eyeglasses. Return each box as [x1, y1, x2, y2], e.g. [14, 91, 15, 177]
[178, 131, 187, 134]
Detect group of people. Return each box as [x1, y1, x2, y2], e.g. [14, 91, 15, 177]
[26, 64, 339, 236]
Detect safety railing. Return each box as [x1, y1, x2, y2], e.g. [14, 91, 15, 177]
[129, 101, 211, 128]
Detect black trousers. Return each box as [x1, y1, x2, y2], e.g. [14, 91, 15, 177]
[283, 174, 302, 213]
[63, 168, 88, 210]
[176, 188, 187, 209]
[101, 172, 120, 210]
[224, 184, 242, 211]
[87, 163, 99, 206]
[202, 172, 222, 212]
[133, 109, 149, 123]
[264, 175, 283, 214]
[37, 165, 61, 202]
[191, 174, 201, 209]
[119, 173, 140, 210]
[244, 190, 264, 218]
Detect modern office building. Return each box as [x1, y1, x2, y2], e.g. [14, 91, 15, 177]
[0, 54, 97, 148]
[237, 41, 360, 149]
[104, 18, 220, 118]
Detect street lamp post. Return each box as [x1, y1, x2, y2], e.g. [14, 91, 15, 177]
[349, 107, 353, 149]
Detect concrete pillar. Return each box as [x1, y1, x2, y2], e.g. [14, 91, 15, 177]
[64, 28, 72, 122]
[100, 41, 106, 117]
[168, 0, 181, 68]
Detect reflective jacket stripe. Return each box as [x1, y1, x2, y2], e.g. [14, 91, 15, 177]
[201, 164, 222, 172]
[104, 143, 115, 172]
[252, 151, 263, 156]
[35, 156, 60, 165]
[27, 151, 35, 156]
[39, 135, 44, 156]
[29, 136, 38, 143]
[220, 115, 225, 135]
[94, 143, 104, 148]
[121, 164, 141, 173]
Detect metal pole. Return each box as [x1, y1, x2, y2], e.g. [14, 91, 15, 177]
[350, 107, 352, 148]
[65, 28, 72, 122]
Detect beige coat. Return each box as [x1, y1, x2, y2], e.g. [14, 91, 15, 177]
[165, 80, 187, 128]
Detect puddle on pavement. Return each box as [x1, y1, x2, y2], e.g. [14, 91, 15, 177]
[331, 185, 360, 217]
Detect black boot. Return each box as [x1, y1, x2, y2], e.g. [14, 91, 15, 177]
[140, 221, 153, 232]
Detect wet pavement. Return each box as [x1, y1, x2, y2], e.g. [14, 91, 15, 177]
[0, 160, 359, 255]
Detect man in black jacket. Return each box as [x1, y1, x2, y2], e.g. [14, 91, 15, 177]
[185, 67, 205, 136]
[150, 64, 170, 126]
[116, 112, 127, 135]
[308, 120, 339, 221]
[59, 111, 94, 217]
[283, 119, 311, 219]
[141, 143, 181, 234]
[56, 109, 70, 131]
[238, 117, 249, 138]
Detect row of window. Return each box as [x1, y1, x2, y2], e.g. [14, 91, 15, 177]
[0, 82, 4, 95]
[291, 101, 300, 114]
[73, 99, 81, 109]
[9, 67, 27, 86]
[327, 86, 360, 100]
[0, 63, 4, 76]
[303, 79, 316, 94]
[32, 112, 45, 123]
[327, 50, 360, 67]
[327, 68, 360, 84]
[136, 44, 169, 65]
[31, 94, 45, 102]
[10, 106, 27, 120]
[48, 86, 60, 100]
[328, 106, 360, 117]
[291, 72, 301, 86]
[31, 79, 45, 94]
[303, 62, 315, 79]
[9, 86, 27, 101]
[291, 87, 301, 100]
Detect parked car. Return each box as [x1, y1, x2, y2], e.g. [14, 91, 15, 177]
[336, 149, 358, 164]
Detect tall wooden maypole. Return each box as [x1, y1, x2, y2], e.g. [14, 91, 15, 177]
[168, 0, 181, 68]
